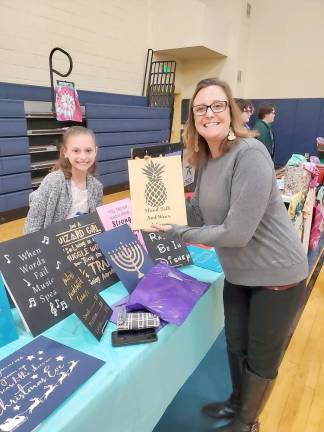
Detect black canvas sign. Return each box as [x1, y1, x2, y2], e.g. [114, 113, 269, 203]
[48, 256, 112, 340]
[0, 230, 71, 336]
[141, 231, 193, 267]
[48, 213, 118, 293]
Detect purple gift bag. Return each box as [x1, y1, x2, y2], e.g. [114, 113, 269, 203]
[126, 263, 209, 325]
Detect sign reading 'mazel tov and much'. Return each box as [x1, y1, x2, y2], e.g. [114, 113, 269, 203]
[48, 213, 118, 293]
[0, 231, 71, 336]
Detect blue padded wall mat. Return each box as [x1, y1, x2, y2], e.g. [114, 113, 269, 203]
[0, 99, 25, 117]
[291, 98, 322, 157]
[0, 119, 27, 137]
[100, 170, 129, 188]
[0, 189, 31, 212]
[98, 142, 166, 161]
[0, 172, 32, 194]
[86, 104, 170, 119]
[95, 130, 169, 148]
[316, 100, 324, 138]
[0, 137, 29, 156]
[0, 82, 147, 106]
[0, 155, 31, 175]
[88, 118, 170, 133]
[98, 159, 128, 175]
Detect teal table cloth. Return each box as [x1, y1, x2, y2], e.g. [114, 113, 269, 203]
[0, 265, 224, 432]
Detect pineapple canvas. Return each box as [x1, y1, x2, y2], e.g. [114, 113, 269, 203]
[128, 155, 187, 229]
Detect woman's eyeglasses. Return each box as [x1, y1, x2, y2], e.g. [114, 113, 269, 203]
[193, 101, 228, 116]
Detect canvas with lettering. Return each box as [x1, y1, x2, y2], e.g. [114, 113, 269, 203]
[0, 230, 71, 336]
[48, 213, 118, 293]
[0, 336, 104, 432]
[128, 155, 187, 229]
[0, 273, 18, 348]
[141, 231, 193, 267]
[96, 198, 145, 247]
[94, 224, 154, 293]
[47, 255, 112, 340]
[187, 245, 223, 273]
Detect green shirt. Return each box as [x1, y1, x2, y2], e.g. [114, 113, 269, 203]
[254, 119, 275, 158]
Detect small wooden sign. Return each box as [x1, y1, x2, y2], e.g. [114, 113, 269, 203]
[48, 213, 118, 292]
[48, 255, 112, 340]
[141, 231, 193, 267]
[128, 155, 187, 229]
[96, 198, 145, 247]
[94, 224, 155, 293]
[0, 231, 71, 336]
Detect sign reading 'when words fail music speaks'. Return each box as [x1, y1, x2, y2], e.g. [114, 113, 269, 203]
[48, 213, 118, 293]
[0, 231, 71, 337]
[0, 336, 104, 432]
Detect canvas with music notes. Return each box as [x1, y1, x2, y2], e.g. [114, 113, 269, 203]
[0, 336, 104, 432]
[94, 224, 155, 293]
[47, 255, 112, 340]
[47, 212, 118, 293]
[128, 155, 188, 229]
[0, 229, 71, 336]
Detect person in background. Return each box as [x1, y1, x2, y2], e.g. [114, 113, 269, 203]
[150, 78, 308, 432]
[24, 126, 102, 233]
[253, 103, 276, 160]
[235, 99, 254, 129]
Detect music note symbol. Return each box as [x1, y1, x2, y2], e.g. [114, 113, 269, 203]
[23, 278, 31, 287]
[41, 236, 50, 245]
[28, 298, 37, 308]
[60, 300, 68, 311]
[50, 302, 57, 317]
[56, 261, 61, 270]
[4, 254, 11, 264]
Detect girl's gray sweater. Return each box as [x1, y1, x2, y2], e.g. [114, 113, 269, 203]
[171, 138, 308, 286]
[24, 170, 103, 233]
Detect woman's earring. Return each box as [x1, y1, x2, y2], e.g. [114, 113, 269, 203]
[228, 127, 236, 141]
[194, 135, 199, 152]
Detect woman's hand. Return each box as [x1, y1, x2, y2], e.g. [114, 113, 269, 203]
[143, 224, 173, 233]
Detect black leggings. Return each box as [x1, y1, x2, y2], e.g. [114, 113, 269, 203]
[223, 279, 306, 379]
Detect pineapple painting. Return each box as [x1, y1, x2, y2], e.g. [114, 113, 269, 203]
[142, 160, 167, 207]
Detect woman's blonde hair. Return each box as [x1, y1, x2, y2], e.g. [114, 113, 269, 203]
[53, 126, 97, 178]
[183, 78, 257, 167]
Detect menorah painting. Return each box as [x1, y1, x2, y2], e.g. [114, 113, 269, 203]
[110, 241, 145, 278]
[94, 224, 155, 293]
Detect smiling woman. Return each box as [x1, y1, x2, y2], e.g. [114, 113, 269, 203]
[184, 78, 257, 166]
[152, 78, 309, 432]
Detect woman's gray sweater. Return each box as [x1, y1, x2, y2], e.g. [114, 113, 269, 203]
[172, 138, 308, 286]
